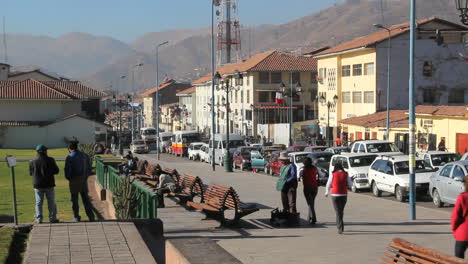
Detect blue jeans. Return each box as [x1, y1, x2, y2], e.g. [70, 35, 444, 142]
[34, 188, 57, 221]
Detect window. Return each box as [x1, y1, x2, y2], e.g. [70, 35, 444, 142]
[364, 63, 374, 75]
[247, 91, 250, 104]
[342, 92, 351, 103]
[290, 72, 300, 84]
[271, 72, 282, 84]
[423, 89, 437, 104]
[453, 166, 465, 178]
[352, 64, 362, 76]
[318, 68, 327, 80]
[246, 76, 250, 85]
[364, 91, 374, 103]
[358, 144, 366, 153]
[235, 91, 238, 103]
[258, 91, 269, 103]
[440, 164, 453, 177]
[259, 72, 269, 84]
[311, 71, 318, 84]
[352, 92, 362, 103]
[341, 65, 351, 77]
[240, 91, 244, 103]
[448, 89, 465, 104]
[423, 61, 433, 77]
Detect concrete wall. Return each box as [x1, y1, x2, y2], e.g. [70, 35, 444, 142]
[0, 100, 82, 121]
[0, 116, 109, 148]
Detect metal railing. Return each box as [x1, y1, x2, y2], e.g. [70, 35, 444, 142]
[95, 156, 157, 219]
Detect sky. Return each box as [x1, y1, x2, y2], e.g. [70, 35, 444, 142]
[2, 0, 342, 42]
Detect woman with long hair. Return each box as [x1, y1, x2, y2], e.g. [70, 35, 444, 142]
[451, 175, 468, 259]
[299, 157, 319, 224]
[325, 162, 352, 234]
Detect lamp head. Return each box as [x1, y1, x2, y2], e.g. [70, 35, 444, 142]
[333, 95, 339, 104]
[214, 72, 222, 85]
[319, 94, 326, 104]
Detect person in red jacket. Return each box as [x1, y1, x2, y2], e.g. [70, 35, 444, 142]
[299, 157, 320, 225]
[451, 175, 468, 259]
[325, 162, 352, 234]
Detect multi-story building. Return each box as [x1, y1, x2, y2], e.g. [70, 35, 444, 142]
[314, 17, 468, 141]
[193, 50, 318, 137]
[176, 87, 196, 130]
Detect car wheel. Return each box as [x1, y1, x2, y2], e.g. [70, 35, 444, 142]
[432, 189, 443, 208]
[395, 186, 405, 202]
[351, 182, 358, 193]
[372, 182, 382, 197]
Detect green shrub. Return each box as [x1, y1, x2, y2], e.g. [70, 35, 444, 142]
[113, 177, 141, 219]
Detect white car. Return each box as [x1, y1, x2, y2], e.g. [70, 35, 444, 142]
[416, 151, 458, 170]
[368, 155, 436, 202]
[188, 142, 205, 161]
[349, 140, 402, 155]
[329, 153, 378, 192]
[200, 143, 211, 163]
[288, 152, 313, 178]
[130, 139, 149, 154]
[429, 161, 468, 207]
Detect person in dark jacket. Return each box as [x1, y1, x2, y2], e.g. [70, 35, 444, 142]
[451, 175, 468, 259]
[65, 142, 95, 222]
[276, 152, 298, 213]
[29, 144, 60, 224]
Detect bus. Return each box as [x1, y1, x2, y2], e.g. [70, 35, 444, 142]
[172, 130, 201, 157]
[141, 127, 157, 144]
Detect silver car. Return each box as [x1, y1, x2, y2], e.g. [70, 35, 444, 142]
[429, 160, 468, 207]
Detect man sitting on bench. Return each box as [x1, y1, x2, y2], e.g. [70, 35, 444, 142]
[155, 167, 180, 208]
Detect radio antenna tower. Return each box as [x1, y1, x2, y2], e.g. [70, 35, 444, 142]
[215, 0, 241, 67]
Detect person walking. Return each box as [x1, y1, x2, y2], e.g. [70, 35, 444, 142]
[325, 163, 352, 234]
[298, 157, 319, 225]
[438, 137, 447, 151]
[65, 142, 95, 222]
[451, 175, 468, 259]
[276, 152, 298, 214]
[29, 145, 60, 224]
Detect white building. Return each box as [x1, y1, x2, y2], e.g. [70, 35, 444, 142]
[176, 87, 196, 130]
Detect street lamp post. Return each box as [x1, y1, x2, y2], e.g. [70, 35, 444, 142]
[155, 41, 169, 160]
[214, 71, 242, 172]
[319, 95, 338, 147]
[112, 94, 131, 156]
[131, 63, 144, 140]
[455, 0, 468, 25]
[408, 0, 417, 220]
[211, 0, 221, 171]
[373, 24, 392, 140]
[279, 78, 302, 147]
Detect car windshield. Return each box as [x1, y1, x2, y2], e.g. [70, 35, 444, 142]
[309, 154, 332, 169]
[226, 140, 245, 148]
[431, 154, 458, 166]
[143, 129, 156, 135]
[241, 148, 255, 155]
[296, 146, 306, 151]
[162, 136, 172, 141]
[193, 144, 202, 150]
[133, 140, 145, 145]
[251, 151, 262, 159]
[367, 143, 400, 153]
[182, 134, 201, 143]
[349, 156, 377, 167]
[295, 154, 309, 163]
[394, 160, 432, 175]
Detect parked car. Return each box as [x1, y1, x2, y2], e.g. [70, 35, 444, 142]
[200, 143, 211, 163]
[263, 144, 286, 152]
[130, 140, 149, 154]
[368, 155, 436, 202]
[349, 140, 402, 155]
[329, 153, 378, 192]
[429, 161, 468, 207]
[416, 151, 458, 170]
[304, 146, 328, 153]
[287, 145, 307, 153]
[266, 151, 282, 175]
[250, 150, 266, 172]
[461, 152, 468, 161]
[306, 152, 334, 185]
[325, 147, 350, 155]
[233, 146, 257, 170]
[289, 152, 313, 175]
[249, 144, 263, 151]
[188, 142, 205, 161]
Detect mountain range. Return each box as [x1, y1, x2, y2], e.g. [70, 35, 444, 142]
[0, 0, 464, 93]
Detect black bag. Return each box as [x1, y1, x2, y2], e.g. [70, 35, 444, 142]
[270, 208, 300, 227]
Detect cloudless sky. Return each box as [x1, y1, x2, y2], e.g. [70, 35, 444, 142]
[3, 0, 342, 42]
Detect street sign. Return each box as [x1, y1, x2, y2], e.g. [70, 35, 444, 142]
[5, 155, 16, 167]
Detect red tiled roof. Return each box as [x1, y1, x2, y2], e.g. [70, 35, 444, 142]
[303, 46, 330, 56]
[141, 80, 192, 97]
[192, 50, 317, 85]
[0, 79, 105, 100]
[340, 110, 409, 128]
[415, 105, 468, 117]
[315, 17, 468, 57]
[176, 87, 196, 95]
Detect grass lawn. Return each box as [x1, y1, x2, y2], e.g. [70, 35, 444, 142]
[0, 227, 15, 263]
[0, 148, 92, 223]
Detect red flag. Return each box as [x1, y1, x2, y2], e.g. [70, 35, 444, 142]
[275, 91, 284, 104]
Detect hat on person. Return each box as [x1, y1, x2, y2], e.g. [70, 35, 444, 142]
[279, 152, 290, 161]
[35, 144, 48, 152]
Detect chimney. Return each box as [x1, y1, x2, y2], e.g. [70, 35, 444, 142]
[0, 63, 10, 80]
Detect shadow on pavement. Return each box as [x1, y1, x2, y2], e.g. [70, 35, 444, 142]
[237, 218, 329, 230]
[344, 230, 452, 235]
[344, 221, 449, 226]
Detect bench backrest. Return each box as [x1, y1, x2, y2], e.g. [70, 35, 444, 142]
[180, 174, 204, 195]
[204, 184, 240, 212]
[145, 163, 161, 177]
[164, 168, 180, 185]
[383, 238, 465, 264]
[136, 160, 148, 174]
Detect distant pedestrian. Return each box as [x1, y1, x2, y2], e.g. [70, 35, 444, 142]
[325, 163, 352, 234]
[29, 144, 60, 224]
[65, 142, 95, 222]
[438, 137, 447, 151]
[451, 175, 468, 259]
[298, 157, 319, 225]
[276, 152, 297, 213]
[123, 155, 137, 177]
[335, 137, 342, 147]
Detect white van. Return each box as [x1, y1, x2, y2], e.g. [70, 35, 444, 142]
[329, 153, 378, 192]
[158, 132, 174, 152]
[209, 134, 245, 165]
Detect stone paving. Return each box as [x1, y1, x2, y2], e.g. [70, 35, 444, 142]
[140, 153, 463, 264]
[24, 221, 156, 264]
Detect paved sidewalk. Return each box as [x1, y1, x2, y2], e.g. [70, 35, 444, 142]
[24, 221, 156, 264]
[141, 153, 462, 264]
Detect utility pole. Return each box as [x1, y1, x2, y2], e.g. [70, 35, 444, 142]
[155, 41, 168, 160]
[408, 0, 416, 220]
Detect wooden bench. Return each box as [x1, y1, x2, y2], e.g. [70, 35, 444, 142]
[381, 238, 465, 264]
[168, 174, 204, 204]
[163, 168, 181, 185]
[132, 159, 149, 178]
[187, 184, 259, 225]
